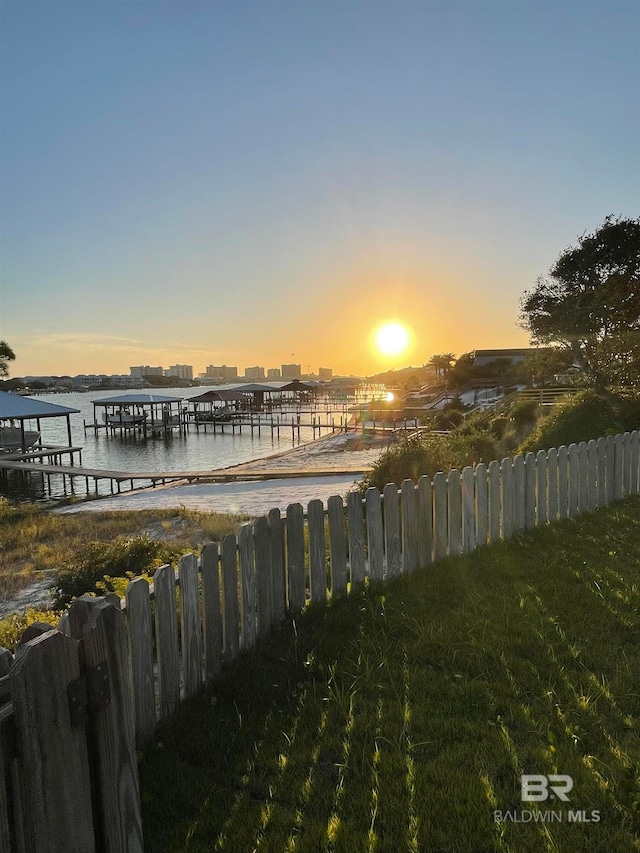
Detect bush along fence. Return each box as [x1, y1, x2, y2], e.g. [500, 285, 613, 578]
[1, 430, 639, 852]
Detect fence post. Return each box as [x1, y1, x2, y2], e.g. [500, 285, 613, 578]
[347, 492, 366, 588]
[179, 553, 202, 698]
[383, 483, 401, 579]
[10, 630, 96, 853]
[622, 432, 632, 497]
[124, 577, 156, 747]
[512, 455, 525, 533]
[475, 463, 488, 546]
[488, 460, 501, 542]
[547, 448, 558, 523]
[433, 472, 448, 560]
[401, 479, 418, 573]
[239, 523, 257, 650]
[587, 440, 598, 512]
[631, 431, 640, 495]
[366, 488, 384, 581]
[327, 495, 347, 596]
[501, 458, 513, 539]
[286, 503, 306, 613]
[417, 475, 433, 567]
[308, 499, 327, 603]
[254, 516, 273, 636]
[568, 444, 579, 518]
[605, 435, 615, 504]
[577, 442, 588, 514]
[596, 437, 606, 507]
[461, 466, 475, 554]
[81, 600, 144, 853]
[201, 543, 222, 684]
[269, 508, 286, 625]
[535, 450, 547, 526]
[557, 445, 568, 519]
[220, 534, 240, 663]
[153, 564, 180, 719]
[448, 469, 462, 556]
[524, 452, 536, 529]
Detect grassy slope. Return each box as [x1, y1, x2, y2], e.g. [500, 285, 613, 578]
[140, 498, 640, 853]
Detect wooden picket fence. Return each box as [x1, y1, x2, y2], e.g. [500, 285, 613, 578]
[1, 430, 639, 851]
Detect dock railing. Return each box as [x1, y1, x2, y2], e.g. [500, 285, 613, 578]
[1, 428, 639, 851]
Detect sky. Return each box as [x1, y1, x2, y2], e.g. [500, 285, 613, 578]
[1, 0, 638, 379]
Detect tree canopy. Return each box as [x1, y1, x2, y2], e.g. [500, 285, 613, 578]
[0, 341, 15, 378]
[519, 216, 640, 389]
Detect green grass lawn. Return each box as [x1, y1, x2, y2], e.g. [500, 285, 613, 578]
[139, 498, 640, 852]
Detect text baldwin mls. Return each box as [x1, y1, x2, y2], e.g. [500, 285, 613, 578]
[494, 774, 601, 824]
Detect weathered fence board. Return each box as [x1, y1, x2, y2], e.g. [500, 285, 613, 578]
[488, 460, 501, 542]
[417, 475, 433, 566]
[308, 499, 327, 603]
[623, 432, 631, 497]
[401, 479, 418, 573]
[461, 466, 475, 554]
[239, 524, 256, 650]
[220, 534, 240, 663]
[0, 735, 10, 853]
[614, 434, 624, 501]
[11, 630, 96, 853]
[501, 458, 513, 540]
[475, 463, 488, 546]
[82, 601, 144, 853]
[631, 431, 640, 496]
[366, 488, 384, 581]
[347, 491, 366, 588]
[557, 445, 568, 519]
[383, 483, 401, 580]
[154, 564, 180, 719]
[180, 553, 202, 698]
[547, 448, 558, 523]
[512, 455, 525, 533]
[587, 440, 598, 512]
[125, 578, 156, 747]
[577, 442, 588, 514]
[433, 472, 448, 559]
[286, 503, 306, 613]
[596, 437, 606, 507]
[605, 435, 615, 504]
[201, 543, 222, 683]
[448, 470, 462, 556]
[536, 450, 547, 526]
[254, 516, 273, 637]
[327, 495, 347, 595]
[568, 444, 579, 518]
[268, 509, 286, 625]
[524, 452, 536, 529]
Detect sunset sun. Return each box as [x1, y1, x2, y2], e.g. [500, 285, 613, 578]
[375, 322, 410, 357]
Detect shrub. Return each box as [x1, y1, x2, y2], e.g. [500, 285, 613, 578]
[0, 608, 62, 651]
[361, 433, 457, 491]
[51, 536, 180, 609]
[517, 390, 623, 454]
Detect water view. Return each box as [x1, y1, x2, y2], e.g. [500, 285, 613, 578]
[0, 387, 374, 503]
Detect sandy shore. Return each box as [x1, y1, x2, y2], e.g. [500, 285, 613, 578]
[56, 431, 388, 516]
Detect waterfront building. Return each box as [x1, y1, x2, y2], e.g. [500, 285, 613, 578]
[244, 366, 265, 380]
[318, 367, 333, 380]
[205, 365, 238, 381]
[165, 364, 194, 381]
[267, 368, 281, 380]
[130, 365, 164, 378]
[281, 363, 301, 380]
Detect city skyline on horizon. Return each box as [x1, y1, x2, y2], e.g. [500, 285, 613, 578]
[2, 2, 638, 379]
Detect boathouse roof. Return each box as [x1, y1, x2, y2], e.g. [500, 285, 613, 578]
[187, 390, 250, 403]
[92, 393, 184, 406]
[0, 391, 80, 420]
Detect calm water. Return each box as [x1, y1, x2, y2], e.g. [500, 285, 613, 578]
[0, 388, 358, 503]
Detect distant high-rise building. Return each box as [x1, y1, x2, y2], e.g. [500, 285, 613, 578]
[281, 363, 301, 380]
[267, 368, 281, 380]
[130, 365, 164, 378]
[165, 364, 193, 381]
[205, 365, 238, 381]
[244, 366, 265, 380]
[318, 367, 333, 380]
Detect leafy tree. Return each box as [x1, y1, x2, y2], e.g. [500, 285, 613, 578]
[519, 216, 640, 390]
[0, 341, 15, 378]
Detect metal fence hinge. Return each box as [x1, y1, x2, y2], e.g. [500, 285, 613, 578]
[86, 660, 111, 712]
[67, 675, 87, 727]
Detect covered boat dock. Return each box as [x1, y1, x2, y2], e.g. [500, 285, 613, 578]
[87, 393, 186, 436]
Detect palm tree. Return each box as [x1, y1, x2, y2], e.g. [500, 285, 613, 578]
[441, 353, 456, 378]
[428, 354, 443, 382]
[0, 341, 15, 378]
